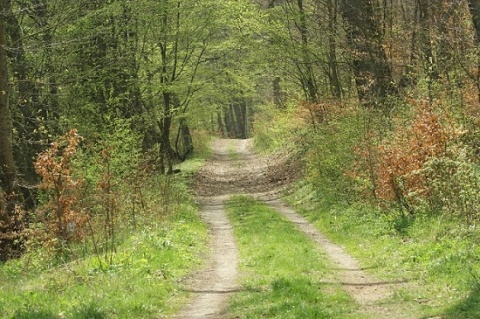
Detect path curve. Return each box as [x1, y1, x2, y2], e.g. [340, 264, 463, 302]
[177, 138, 402, 318]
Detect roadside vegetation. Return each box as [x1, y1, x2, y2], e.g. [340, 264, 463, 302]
[0, 129, 209, 319]
[3, 1, 480, 318]
[253, 93, 480, 318]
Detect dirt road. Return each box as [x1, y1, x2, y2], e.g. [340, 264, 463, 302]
[176, 138, 400, 318]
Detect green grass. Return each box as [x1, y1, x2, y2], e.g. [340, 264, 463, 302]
[287, 184, 480, 319]
[0, 172, 208, 319]
[225, 196, 359, 319]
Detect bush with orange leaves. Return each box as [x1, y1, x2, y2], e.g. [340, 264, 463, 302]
[374, 99, 457, 214]
[34, 129, 89, 250]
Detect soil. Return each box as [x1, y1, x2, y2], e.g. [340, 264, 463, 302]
[176, 138, 405, 319]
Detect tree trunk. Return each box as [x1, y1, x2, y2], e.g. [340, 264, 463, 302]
[416, 0, 438, 94]
[326, 0, 342, 98]
[175, 117, 194, 161]
[340, 0, 396, 109]
[217, 109, 225, 136]
[468, 0, 480, 42]
[233, 101, 247, 139]
[223, 105, 234, 138]
[296, 0, 318, 102]
[467, 0, 480, 102]
[5, 0, 40, 205]
[159, 91, 175, 174]
[0, 1, 22, 260]
[273, 76, 284, 108]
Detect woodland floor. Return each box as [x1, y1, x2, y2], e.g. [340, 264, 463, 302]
[174, 139, 415, 319]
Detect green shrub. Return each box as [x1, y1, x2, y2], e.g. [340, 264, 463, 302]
[423, 154, 480, 222]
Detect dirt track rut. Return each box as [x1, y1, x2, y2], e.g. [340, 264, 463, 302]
[176, 138, 400, 318]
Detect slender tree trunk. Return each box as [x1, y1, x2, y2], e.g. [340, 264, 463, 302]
[0, 2, 16, 203]
[326, 0, 342, 98]
[296, 0, 318, 102]
[0, 1, 22, 260]
[273, 76, 284, 108]
[416, 0, 437, 103]
[468, 0, 480, 41]
[232, 101, 247, 139]
[467, 0, 480, 102]
[4, 0, 40, 200]
[175, 117, 193, 161]
[217, 109, 225, 136]
[159, 91, 174, 174]
[223, 105, 233, 138]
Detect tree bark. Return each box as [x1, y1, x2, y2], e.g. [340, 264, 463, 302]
[159, 91, 175, 174]
[416, 0, 438, 84]
[273, 76, 284, 108]
[468, 0, 480, 42]
[340, 0, 396, 108]
[296, 0, 318, 102]
[0, 2, 17, 201]
[175, 117, 194, 161]
[0, 0, 22, 260]
[326, 0, 342, 98]
[467, 0, 480, 102]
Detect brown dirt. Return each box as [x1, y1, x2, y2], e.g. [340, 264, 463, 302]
[176, 138, 406, 319]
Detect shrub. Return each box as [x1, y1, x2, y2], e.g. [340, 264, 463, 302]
[34, 129, 88, 251]
[364, 98, 480, 221]
[423, 152, 480, 222]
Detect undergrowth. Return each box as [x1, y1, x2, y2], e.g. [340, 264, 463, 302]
[288, 186, 480, 318]
[0, 128, 209, 318]
[254, 98, 480, 318]
[0, 202, 207, 318]
[0, 172, 207, 318]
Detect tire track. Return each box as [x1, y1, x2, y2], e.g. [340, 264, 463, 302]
[175, 198, 239, 319]
[177, 138, 406, 318]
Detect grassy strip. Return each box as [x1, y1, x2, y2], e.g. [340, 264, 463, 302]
[225, 196, 359, 319]
[0, 173, 208, 319]
[288, 184, 480, 319]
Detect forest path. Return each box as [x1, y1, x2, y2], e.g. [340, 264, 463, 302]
[176, 138, 402, 318]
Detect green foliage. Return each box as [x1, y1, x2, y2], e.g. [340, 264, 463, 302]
[11, 307, 57, 319]
[254, 101, 361, 207]
[70, 302, 106, 319]
[423, 155, 480, 222]
[73, 118, 142, 191]
[0, 164, 208, 318]
[253, 103, 309, 153]
[303, 115, 360, 206]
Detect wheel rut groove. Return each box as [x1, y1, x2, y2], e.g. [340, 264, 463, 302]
[175, 198, 239, 319]
[266, 199, 393, 305]
[177, 138, 407, 318]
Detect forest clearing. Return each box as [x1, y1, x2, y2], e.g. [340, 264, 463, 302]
[2, 0, 480, 318]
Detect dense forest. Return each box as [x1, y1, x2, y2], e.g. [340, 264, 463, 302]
[2, 0, 480, 258]
[2, 1, 480, 315]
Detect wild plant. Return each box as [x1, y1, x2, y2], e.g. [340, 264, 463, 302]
[34, 129, 88, 253]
